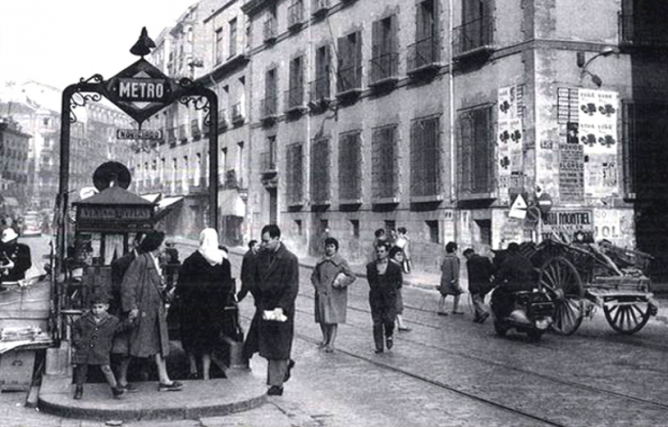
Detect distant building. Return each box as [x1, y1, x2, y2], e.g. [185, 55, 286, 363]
[0, 81, 133, 212]
[0, 117, 30, 211]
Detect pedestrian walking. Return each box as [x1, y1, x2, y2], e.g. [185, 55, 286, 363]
[121, 230, 182, 392]
[463, 248, 494, 324]
[175, 228, 233, 380]
[245, 224, 299, 396]
[368, 228, 388, 263]
[71, 292, 129, 400]
[389, 246, 411, 332]
[237, 240, 258, 303]
[394, 227, 412, 274]
[311, 237, 356, 353]
[366, 241, 402, 353]
[110, 232, 145, 392]
[437, 242, 464, 316]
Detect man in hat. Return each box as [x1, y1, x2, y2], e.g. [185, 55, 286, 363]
[0, 228, 31, 290]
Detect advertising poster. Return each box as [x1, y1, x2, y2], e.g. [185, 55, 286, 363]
[578, 89, 618, 155]
[498, 85, 524, 203]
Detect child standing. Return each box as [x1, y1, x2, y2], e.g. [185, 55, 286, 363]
[72, 293, 128, 400]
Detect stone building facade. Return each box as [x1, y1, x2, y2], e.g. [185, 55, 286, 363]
[131, 0, 668, 278]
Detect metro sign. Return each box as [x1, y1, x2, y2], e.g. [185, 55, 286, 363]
[117, 78, 168, 102]
[105, 58, 176, 124]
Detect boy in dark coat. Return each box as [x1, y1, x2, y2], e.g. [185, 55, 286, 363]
[71, 293, 129, 400]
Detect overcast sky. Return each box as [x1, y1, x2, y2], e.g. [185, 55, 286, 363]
[0, 0, 197, 90]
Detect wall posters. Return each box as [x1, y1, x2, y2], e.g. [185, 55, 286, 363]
[498, 85, 524, 204]
[578, 89, 619, 199]
[559, 142, 584, 201]
[541, 209, 594, 241]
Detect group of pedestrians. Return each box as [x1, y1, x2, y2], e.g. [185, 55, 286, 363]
[68, 221, 521, 401]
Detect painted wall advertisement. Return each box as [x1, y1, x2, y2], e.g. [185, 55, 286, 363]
[498, 85, 524, 204]
[541, 209, 594, 241]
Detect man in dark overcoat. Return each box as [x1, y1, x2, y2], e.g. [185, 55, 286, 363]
[246, 225, 299, 396]
[237, 239, 258, 303]
[492, 242, 535, 319]
[463, 248, 494, 324]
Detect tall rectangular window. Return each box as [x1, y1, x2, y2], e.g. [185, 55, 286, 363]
[457, 0, 493, 53]
[288, 55, 305, 108]
[215, 28, 223, 65]
[263, 68, 278, 117]
[458, 105, 494, 195]
[312, 45, 331, 102]
[337, 31, 362, 92]
[371, 15, 398, 82]
[410, 116, 442, 199]
[229, 18, 237, 57]
[338, 131, 362, 202]
[410, 0, 439, 70]
[310, 138, 330, 204]
[286, 143, 304, 205]
[372, 124, 398, 200]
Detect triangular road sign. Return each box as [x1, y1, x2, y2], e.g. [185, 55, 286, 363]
[509, 194, 528, 219]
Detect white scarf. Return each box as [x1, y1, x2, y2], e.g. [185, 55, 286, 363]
[197, 228, 226, 266]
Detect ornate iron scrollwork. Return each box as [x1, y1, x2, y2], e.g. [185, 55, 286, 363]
[179, 77, 211, 126]
[69, 74, 104, 123]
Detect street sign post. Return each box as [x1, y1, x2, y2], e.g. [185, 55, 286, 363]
[116, 129, 163, 140]
[538, 193, 553, 214]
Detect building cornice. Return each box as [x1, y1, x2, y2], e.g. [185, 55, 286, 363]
[241, 0, 274, 17]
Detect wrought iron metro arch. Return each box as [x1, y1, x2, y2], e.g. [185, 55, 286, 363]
[57, 71, 219, 273]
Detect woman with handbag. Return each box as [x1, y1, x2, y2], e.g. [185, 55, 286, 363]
[175, 228, 233, 380]
[310, 237, 356, 353]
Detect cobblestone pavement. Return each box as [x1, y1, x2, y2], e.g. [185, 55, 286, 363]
[2, 239, 667, 426]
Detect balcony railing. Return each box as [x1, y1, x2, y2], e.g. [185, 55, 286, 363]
[178, 124, 187, 142]
[191, 119, 201, 140]
[260, 151, 277, 173]
[288, 2, 304, 30]
[619, 13, 668, 46]
[217, 109, 228, 132]
[285, 86, 306, 112]
[312, 0, 330, 18]
[407, 37, 441, 74]
[231, 103, 245, 124]
[263, 18, 277, 43]
[310, 75, 331, 105]
[453, 16, 495, 58]
[336, 64, 363, 95]
[260, 95, 278, 121]
[167, 127, 177, 147]
[369, 52, 399, 86]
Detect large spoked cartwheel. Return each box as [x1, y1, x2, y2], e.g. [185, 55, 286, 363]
[603, 296, 652, 335]
[538, 257, 585, 335]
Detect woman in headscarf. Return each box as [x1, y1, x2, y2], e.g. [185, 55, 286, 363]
[174, 228, 233, 380]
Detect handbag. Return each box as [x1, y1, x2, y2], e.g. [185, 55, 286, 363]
[331, 272, 349, 289]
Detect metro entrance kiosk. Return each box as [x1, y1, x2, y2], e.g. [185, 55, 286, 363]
[66, 162, 156, 311]
[40, 29, 221, 382]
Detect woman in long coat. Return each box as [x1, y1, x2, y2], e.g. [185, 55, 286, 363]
[176, 228, 232, 380]
[437, 241, 463, 315]
[310, 237, 356, 352]
[121, 230, 182, 392]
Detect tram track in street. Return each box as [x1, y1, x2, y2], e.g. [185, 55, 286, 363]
[282, 290, 668, 422]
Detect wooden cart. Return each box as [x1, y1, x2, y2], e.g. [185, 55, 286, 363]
[524, 238, 658, 335]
